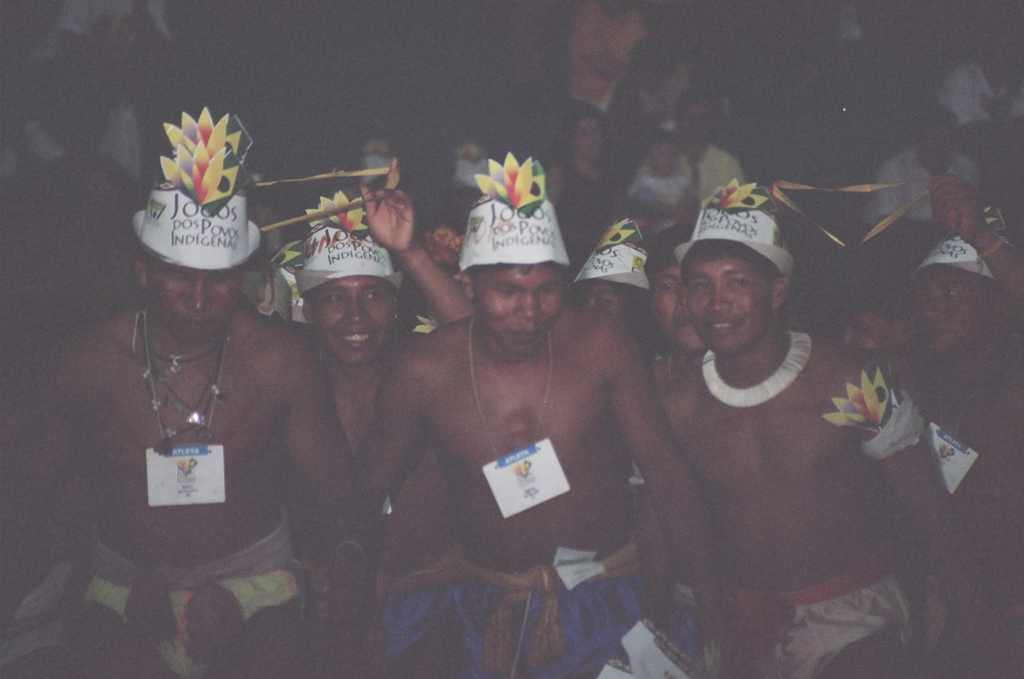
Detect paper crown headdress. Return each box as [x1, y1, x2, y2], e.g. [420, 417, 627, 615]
[306, 190, 370, 239]
[701, 180, 778, 213]
[675, 180, 792, 276]
[293, 190, 401, 294]
[917, 207, 1006, 279]
[917, 236, 993, 278]
[575, 219, 649, 289]
[160, 108, 252, 210]
[265, 240, 305, 322]
[460, 153, 569, 270]
[475, 153, 548, 217]
[134, 108, 260, 270]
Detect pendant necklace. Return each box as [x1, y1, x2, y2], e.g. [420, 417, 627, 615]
[468, 316, 553, 459]
[151, 341, 223, 375]
[137, 309, 229, 455]
[702, 332, 812, 408]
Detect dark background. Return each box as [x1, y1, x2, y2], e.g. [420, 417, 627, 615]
[0, 0, 1019, 359]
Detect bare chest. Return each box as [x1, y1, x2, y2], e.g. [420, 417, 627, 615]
[659, 378, 701, 442]
[334, 390, 376, 450]
[428, 360, 612, 475]
[685, 390, 860, 486]
[73, 354, 282, 470]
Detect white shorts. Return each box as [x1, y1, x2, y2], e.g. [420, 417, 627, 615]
[760, 576, 910, 679]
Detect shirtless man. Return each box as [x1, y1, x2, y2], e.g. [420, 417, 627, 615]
[672, 182, 988, 678]
[358, 154, 724, 678]
[903, 175, 1024, 677]
[4, 109, 360, 679]
[293, 179, 472, 678]
[299, 175, 472, 460]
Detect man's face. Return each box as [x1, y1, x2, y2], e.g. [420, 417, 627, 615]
[650, 263, 706, 355]
[913, 265, 1000, 357]
[137, 258, 244, 345]
[684, 255, 787, 357]
[469, 264, 564, 359]
[304, 276, 397, 367]
[580, 279, 629, 319]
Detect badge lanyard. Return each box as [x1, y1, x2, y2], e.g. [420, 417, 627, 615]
[468, 316, 553, 460]
[468, 316, 550, 676]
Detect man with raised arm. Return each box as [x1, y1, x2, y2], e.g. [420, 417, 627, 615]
[358, 154, 725, 678]
[672, 181, 989, 678]
[286, 179, 472, 678]
[2, 109, 361, 679]
[903, 175, 1024, 677]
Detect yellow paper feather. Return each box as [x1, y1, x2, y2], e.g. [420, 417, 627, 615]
[861, 370, 880, 418]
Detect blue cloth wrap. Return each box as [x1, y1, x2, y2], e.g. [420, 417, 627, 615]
[381, 574, 697, 679]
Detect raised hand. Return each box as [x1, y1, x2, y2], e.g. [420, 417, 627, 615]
[361, 158, 415, 253]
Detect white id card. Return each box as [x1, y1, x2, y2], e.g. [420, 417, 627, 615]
[929, 423, 978, 494]
[146, 444, 226, 506]
[481, 438, 570, 518]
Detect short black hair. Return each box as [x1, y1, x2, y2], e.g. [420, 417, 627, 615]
[645, 224, 692, 280]
[680, 240, 782, 282]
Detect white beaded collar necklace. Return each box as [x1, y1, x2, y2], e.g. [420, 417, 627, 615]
[702, 332, 812, 407]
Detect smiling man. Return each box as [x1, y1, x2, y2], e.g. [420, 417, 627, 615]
[2, 110, 363, 679]
[358, 154, 724, 678]
[290, 183, 471, 678]
[672, 182, 989, 678]
[296, 189, 409, 452]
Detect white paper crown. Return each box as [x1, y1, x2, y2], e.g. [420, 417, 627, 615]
[295, 225, 401, 294]
[674, 181, 792, 275]
[134, 109, 259, 270]
[459, 153, 569, 270]
[575, 219, 649, 289]
[134, 189, 260, 270]
[293, 191, 402, 293]
[917, 236, 993, 278]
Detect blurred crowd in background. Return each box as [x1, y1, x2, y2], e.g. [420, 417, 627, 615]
[2, 0, 1023, 366]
